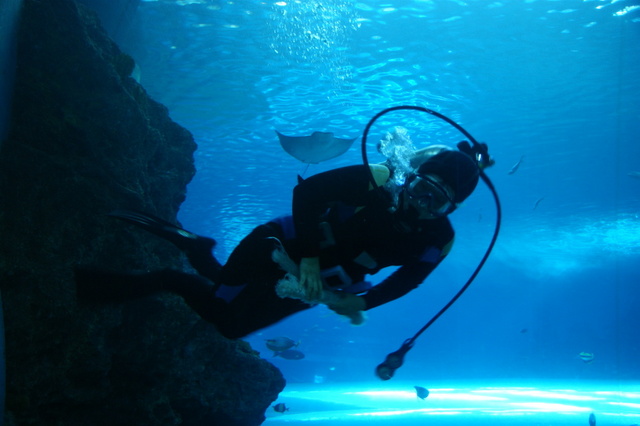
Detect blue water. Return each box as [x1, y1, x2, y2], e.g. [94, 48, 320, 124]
[99, 0, 639, 423]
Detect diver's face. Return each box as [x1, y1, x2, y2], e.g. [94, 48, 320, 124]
[404, 173, 457, 218]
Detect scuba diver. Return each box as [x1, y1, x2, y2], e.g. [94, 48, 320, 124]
[76, 144, 482, 339]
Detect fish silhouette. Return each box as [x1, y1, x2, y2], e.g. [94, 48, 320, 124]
[265, 337, 298, 353]
[273, 403, 289, 413]
[589, 412, 596, 426]
[414, 386, 429, 400]
[274, 349, 305, 360]
[579, 352, 595, 364]
[533, 197, 544, 210]
[628, 171, 640, 179]
[508, 155, 524, 175]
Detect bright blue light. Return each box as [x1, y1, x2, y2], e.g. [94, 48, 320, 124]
[265, 381, 640, 424]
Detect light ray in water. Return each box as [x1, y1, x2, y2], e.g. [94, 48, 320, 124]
[264, 382, 640, 424]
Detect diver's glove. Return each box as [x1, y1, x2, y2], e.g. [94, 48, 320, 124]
[299, 257, 323, 301]
[271, 241, 365, 325]
[328, 293, 366, 318]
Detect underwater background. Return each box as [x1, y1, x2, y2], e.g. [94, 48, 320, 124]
[55, 0, 640, 423]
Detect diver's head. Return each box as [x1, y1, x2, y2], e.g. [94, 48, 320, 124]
[404, 150, 480, 217]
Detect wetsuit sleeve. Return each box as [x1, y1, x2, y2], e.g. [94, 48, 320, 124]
[361, 261, 439, 310]
[361, 218, 454, 310]
[292, 165, 373, 258]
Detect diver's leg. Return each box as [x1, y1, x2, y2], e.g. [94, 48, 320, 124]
[75, 267, 230, 326]
[212, 223, 312, 338]
[219, 223, 285, 286]
[74, 267, 181, 302]
[183, 243, 222, 284]
[161, 272, 230, 325]
[217, 283, 310, 338]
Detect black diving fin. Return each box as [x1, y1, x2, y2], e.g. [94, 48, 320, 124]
[109, 209, 221, 282]
[109, 210, 202, 248]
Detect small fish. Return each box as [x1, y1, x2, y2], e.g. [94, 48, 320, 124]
[274, 349, 305, 360]
[579, 352, 595, 364]
[508, 155, 524, 175]
[265, 337, 298, 353]
[628, 171, 640, 179]
[273, 403, 289, 413]
[533, 197, 544, 210]
[520, 328, 528, 334]
[414, 386, 430, 400]
[589, 412, 596, 426]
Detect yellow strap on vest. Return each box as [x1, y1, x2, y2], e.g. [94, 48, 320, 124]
[368, 164, 390, 190]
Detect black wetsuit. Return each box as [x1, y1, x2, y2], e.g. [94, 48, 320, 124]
[176, 165, 454, 339]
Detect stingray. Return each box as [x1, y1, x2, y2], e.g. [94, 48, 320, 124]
[276, 130, 357, 164]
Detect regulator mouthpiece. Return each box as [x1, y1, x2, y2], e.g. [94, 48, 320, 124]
[375, 339, 414, 380]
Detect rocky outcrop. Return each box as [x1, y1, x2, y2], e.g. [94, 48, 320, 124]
[0, 0, 284, 424]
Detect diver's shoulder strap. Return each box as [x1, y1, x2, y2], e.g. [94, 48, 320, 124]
[368, 164, 390, 189]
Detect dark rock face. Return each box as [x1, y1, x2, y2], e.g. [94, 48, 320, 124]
[0, 0, 284, 425]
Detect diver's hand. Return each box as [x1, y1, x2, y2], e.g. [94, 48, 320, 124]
[299, 257, 323, 301]
[328, 293, 366, 316]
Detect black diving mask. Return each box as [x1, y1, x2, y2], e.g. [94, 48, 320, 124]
[405, 174, 456, 217]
